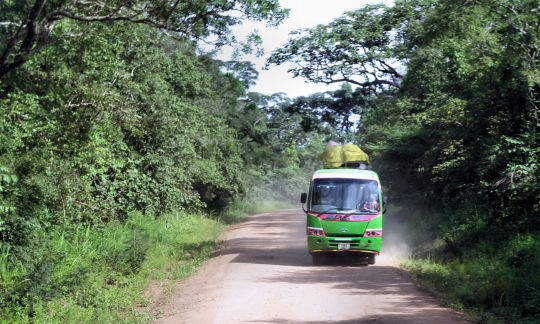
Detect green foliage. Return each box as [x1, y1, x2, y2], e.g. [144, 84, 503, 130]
[361, 0, 540, 228]
[216, 199, 296, 224]
[0, 211, 223, 323]
[0, 0, 289, 78]
[359, 1, 539, 321]
[0, 9, 302, 322]
[0, 164, 17, 226]
[0, 1, 324, 320]
[283, 84, 370, 143]
[403, 234, 540, 323]
[267, 3, 407, 92]
[1, 20, 247, 230]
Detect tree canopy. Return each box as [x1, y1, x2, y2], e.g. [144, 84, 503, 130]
[0, 0, 288, 78]
[282, 84, 370, 143]
[266, 3, 419, 93]
[267, 0, 539, 231]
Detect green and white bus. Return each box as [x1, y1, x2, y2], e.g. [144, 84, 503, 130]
[301, 168, 386, 265]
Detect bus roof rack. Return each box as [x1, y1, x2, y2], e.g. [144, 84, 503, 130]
[343, 161, 369, 169]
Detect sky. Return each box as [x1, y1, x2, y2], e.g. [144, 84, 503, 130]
[219, 0, 394, 98]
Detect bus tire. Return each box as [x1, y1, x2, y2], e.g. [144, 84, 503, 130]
[367, 254, 376, 265]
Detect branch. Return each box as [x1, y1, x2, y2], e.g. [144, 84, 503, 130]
[2, 0, 287, 78]
[0, 22, 21, 27]
[322, 76, 401, 90]
[49, 10, 157, 24]
[19, 0, 46, 54]
[0, 0, 47, 77]
[47, 9, 202, 36]
[379, 60, 403, 78]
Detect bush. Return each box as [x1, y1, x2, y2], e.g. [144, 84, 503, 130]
[403, 233, 540, 323]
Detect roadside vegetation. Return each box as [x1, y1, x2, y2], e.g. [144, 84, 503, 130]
[218, 200, 297, 224]
[1, 0, 538, 323]
[1, 211, 222, 323]
[0, 1, 310, 322]
[402, 234, 540, 323]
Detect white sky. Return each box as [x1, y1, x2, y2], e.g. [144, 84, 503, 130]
[219, 0, 394, 98]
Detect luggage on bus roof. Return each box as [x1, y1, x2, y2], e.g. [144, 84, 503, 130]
[318, 143, 369, 169]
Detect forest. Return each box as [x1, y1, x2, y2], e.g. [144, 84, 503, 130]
[0, 0, 538, 322]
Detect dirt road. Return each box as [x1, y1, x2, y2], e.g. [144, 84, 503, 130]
[154, 209, 467, 323]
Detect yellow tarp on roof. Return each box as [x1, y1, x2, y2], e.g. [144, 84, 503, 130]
[318, 143, 369, 168]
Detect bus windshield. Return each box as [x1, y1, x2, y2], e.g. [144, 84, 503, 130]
[310, 178, 380, 214]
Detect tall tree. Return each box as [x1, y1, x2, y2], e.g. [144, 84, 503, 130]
[283, 84, 369, 143]
[266, 3, 422, 94]
[361, 0, 539, 231]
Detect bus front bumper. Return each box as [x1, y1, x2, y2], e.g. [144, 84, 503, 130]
[307, 236, 381, 254]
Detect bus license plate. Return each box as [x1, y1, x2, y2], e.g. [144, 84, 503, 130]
[338, 243, 350, 250]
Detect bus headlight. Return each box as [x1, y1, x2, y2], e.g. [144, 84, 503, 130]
[364, 229, 382, 237]
[307, 227, 326, 237]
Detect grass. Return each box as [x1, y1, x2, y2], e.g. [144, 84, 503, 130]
[0, 245, 25, 292]
[217, 199, 297, 224]
[401, 234, 540, 323]
[0, 211, 223, 323]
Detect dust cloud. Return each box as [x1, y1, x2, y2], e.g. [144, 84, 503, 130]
[379, 204, 413, 264]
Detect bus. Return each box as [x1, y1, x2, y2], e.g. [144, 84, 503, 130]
[301, 168, 386, 265]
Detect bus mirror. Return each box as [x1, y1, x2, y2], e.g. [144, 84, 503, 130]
[300, 193, 307, 204]
[383, 196, 388, 214]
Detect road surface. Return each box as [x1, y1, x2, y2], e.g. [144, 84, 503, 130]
[153, 209, 467, 323]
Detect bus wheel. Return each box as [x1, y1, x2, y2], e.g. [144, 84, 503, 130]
[367, 254, 376, 265]
[312, 254, 326, 265]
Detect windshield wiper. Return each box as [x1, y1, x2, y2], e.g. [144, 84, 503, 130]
[319, 207, 344, 214]
[319, 208, 362, 214]
[341, 208, 379, 214]
[316, 207, 379, 214]
[337, 209, 361, 214]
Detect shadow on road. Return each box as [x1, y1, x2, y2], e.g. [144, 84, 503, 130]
[260, 266, 408, 295]
[211, 210, 313, 266]
[213, 210, 395, 268]
[245, 309, 465, 324]
[212, 236, 311, 267]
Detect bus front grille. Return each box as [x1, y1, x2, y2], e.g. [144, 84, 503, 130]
[327, 233, 363, 237]
[328, 240, 361, 248]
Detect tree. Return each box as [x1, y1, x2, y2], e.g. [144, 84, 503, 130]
[361, 0, 539, 231]
[220, 60, 259, 89]
[283, 84, 369, 143]
[266, 3, 416, 94]
[0, 0, 288, 78]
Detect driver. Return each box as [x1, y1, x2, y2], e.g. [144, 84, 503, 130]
[362, 192, 380, 211]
